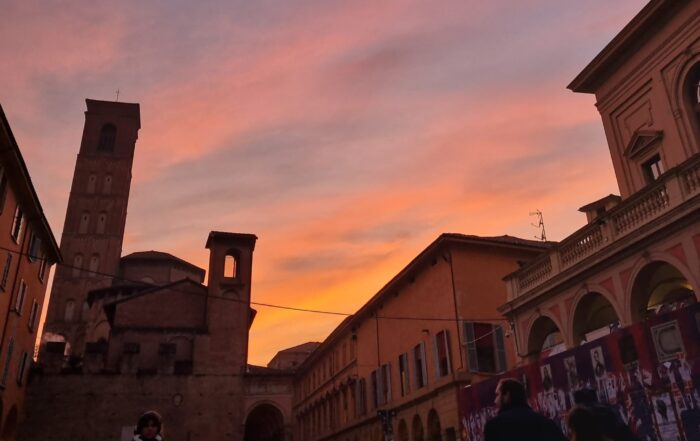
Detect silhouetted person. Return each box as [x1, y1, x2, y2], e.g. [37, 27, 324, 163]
[484, 378, 567, 441]
[134, 411, 165, 441]
[568, 406, 609, 441]
[573, 388, 639, 441]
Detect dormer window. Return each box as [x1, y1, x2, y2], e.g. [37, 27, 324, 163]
[97, 124, 116, 152]
[642, 154, 664, 184]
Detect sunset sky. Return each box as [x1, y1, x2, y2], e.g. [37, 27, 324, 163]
[1, 0, 646, 365]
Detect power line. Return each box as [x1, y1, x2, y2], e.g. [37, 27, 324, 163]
[1, 244, 510, 341]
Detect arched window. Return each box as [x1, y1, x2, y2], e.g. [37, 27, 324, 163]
[89, 254, 99, 277]
[97, 124, 116, 152]
[685, 63, 700, 142]
[96, 212, 107, 234]
[79, 212, 90, 234]
[64, 300, 76, 322]
[87, 174, 97, 193]
[225, 254, 238, 278]
[103, 175, 112, 194]
[72, 254, 83, 277]
[81, 301, 90, 321]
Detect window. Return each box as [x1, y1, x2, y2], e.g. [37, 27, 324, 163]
[642, 154, 664, 184]
[354, 378, 367, 416]
[14, 279, 26, 314]
[380, 363, 391, 404]
[10, 205, 23, 242]
[398, 352, 410, 396]
[72, 254, 83, 277]
[87, 174, 97, 193]
[103, 175, 112, 194]
[89, 254, 100, 276]
[1, 337, 14, 387]
[0, 167, 7, 214]
[38, 254, 48, 282]
[79, 212, 90, 234]
[28, 300, 39, 332]
[1, 253, 12, 290]
[433, 330, 452, 378]
[28, 233, 41, 262]
[16, 351, 28, 386]
[96, 212, 107, 234]
[413, 342, 428, 389]
[97, 124, 116, 152]
[224, 254, 237, 278]
[464, 322, 507, 373]
[64, 299, 76, 322]
[370, 370, 378, 408]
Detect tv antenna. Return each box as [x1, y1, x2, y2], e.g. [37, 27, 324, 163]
[115, 89, 120, 102]
[530, 210, 547, 241]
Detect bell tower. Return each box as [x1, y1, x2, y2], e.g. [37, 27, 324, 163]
[195, 231, 257, 375]
[43, 99, 140, 355]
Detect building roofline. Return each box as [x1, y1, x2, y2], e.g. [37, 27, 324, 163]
[0, 104, 61, 263]
[205, 231, 258, 249]
[298, 233, 553, 371]
[568, 0, 685, 94]
[121, 250, 206, 277]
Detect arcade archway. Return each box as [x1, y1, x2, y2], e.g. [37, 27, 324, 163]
[527, 316, 564, 357]
[572, 292, 619, 345]
[244, 403, 285, 441]
[630, 261, 696, 321]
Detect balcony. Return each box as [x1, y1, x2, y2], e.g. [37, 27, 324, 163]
[505, 154, 700, 301]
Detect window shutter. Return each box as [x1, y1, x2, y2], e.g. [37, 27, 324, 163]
[444, 330, 452, 375]
[464, 321, 479, 372]
[412, 346, 420, 389]
[420, 342, 428, 387]
[432, 334, 440, 380]
[385, 363, 392, 403]
[375, 368, 384, 406]
[354, 379, 362, 416]
[2, 337, 14, 387]
[494, 324, 507, 372]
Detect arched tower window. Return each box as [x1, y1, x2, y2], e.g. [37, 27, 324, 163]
[64, 300, 76, 322]
[97, 124, 116, 152]
[79, 212, 90, 234]
[103, 175, 112, 194]
[225, 253, 238, 278]
[89, 254, 100, 277]
[87, 174, 97, 194]
[72, 254, 83, 277]
[96, 212, 107, 234]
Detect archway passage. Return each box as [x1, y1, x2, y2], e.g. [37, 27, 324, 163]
[2, 405, 17, 441]
[572, 293, 620, 345]
[527, 316, 564, 358]
[630, 261, 696, 322]
[397, 419, 409, 441]
[244, 404, 284, 441]
[412, 415, 425, 441]
[427, 409, 442, 441]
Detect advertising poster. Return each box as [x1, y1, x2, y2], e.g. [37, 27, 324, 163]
[459, 304, 700, 441]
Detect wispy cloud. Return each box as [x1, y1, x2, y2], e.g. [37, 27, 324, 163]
[1, 0, 645, 364]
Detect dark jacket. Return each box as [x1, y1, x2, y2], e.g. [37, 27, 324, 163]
[586, 403, 640, 441]
[484, 404, 567, 441]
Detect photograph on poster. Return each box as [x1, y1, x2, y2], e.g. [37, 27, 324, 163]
[651, 321, 685, 362]
[651, 392, 682, 441]
[540, 364, 554, 392]
[590, 346, 606, 379]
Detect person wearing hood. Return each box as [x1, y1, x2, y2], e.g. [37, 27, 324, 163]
[133, 411, 164, 441]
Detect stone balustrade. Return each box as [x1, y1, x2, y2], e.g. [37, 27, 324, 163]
[507, 155, 700, 300]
